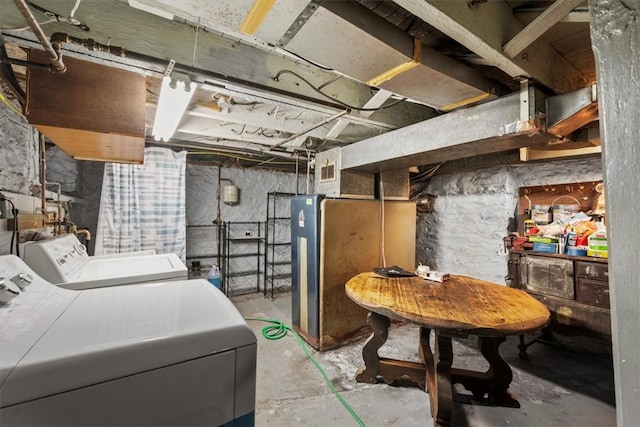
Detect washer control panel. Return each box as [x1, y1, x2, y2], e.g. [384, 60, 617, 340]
[22, 234, 89, 283]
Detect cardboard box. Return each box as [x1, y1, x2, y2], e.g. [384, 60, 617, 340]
[587, 229, 609, 258]
[588, 230, 608, 258]
[529, 235, 559, 244]
[533, 242, 558, 253]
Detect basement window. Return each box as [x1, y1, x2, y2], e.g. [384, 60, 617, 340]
[320, 162, 336, 182]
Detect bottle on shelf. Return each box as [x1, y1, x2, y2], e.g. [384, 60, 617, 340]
[208, 265, 222, 289]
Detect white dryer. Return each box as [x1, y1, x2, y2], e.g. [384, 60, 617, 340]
[0, 255, 256, 426]
[22, 233, 187, 289]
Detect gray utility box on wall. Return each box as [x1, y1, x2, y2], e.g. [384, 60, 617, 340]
[314, 147, 409, 199]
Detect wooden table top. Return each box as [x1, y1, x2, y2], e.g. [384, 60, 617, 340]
[345, 272, 550, 337]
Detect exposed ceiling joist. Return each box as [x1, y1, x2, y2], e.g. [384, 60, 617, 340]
[393, 0, 589, 93]
[503, 0, 583, 59]
[515, 8, 590, 24]
[309, 0, 500, 108]
[2, 0, 435, 124]
[1, 0, 597, 170]
[520, 145, 601, 162]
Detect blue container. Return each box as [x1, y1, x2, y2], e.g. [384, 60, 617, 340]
[566, 247, 588, 257]
[208, 265, 222, 289]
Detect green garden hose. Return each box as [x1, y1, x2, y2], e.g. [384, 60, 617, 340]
[244, 317, 366, 427]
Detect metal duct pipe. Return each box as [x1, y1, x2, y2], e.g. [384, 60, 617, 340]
[13, 0, 66, 73]
[546, 84, 598, 137]
[340, 89, 551, 173]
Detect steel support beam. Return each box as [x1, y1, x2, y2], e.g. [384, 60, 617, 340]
[393, 0, 588, 93]
[340, 89, 551, 172]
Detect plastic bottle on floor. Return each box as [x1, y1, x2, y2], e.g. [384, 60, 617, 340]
[208, 265, 221, 289]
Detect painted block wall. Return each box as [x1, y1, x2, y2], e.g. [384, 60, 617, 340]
[186, 163, 307, 294]
[0, 103, 38, 194]
[2, 98, 604, 291]
[1, 103, 40, 254]
[418, 157, 603, 284]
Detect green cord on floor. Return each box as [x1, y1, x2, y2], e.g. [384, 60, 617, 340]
[244, 317, 366, 427]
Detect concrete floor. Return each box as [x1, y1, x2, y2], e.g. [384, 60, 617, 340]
[232, 291, 616, 427]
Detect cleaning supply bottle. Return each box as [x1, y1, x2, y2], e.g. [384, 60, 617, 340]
[208, 265, 221, 289]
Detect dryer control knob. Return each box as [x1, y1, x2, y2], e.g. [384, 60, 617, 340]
[11, 273, 33, 290]
[0, 280, 20, 305]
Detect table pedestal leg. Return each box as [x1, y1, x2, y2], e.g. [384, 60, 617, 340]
[420, 328, 454, 427]
[477, 337, 519, 407]
[355, 312, 390, 384]
[448, 336, 520, 408]
[356, 313, 427, 388]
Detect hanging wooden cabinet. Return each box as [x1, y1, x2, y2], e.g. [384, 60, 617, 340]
[26, 50, 146, 163]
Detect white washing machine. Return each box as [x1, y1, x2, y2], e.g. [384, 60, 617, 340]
[0, 255, 256, 426]
[22, 233, 188, 290]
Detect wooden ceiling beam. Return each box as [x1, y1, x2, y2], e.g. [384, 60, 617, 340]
[515, 8, 591, 24]
[503, 0, 583, 59]
[393, 0, 589, 93]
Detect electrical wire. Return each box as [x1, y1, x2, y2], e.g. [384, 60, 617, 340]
[68, 0, 82, 18]
[281, 48, 336, 71]
[3, 198, 18, 255]
[0, 92, 24, 117]
[0, 18, 55, 31]
[14, 207, 19, 257]
[274, 70, 407, 112]
[26, 0, 90, 31]
[244, 317, 366, 427]
[410, 163, 443, 183]
[380, 180, 386, 268]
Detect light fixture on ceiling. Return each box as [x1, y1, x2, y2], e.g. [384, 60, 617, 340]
[216, 95, 233, 113]
[152, 72, 196, 142]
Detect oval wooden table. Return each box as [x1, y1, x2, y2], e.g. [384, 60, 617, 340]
[345, 272, 550, 427]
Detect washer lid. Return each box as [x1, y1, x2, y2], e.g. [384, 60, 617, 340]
[0, 256, 78, 391]
[1, 279, 256, 406]
[62, 253, 188, 289]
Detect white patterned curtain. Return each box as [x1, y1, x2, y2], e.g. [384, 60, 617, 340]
[95, 147, 187, 263]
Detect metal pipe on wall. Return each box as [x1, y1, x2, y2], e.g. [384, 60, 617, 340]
[215, 165, 222, 268]
[13, 0, 66, 73]
[214, 165, 235, 267]
[47, 181, 62, 235]
[295, 153, 299, 195]
[38, 133, 46, 216]
[306, 154, 311, 195]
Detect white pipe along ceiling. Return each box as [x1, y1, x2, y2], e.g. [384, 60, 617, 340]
[0, 0, 598, 170]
